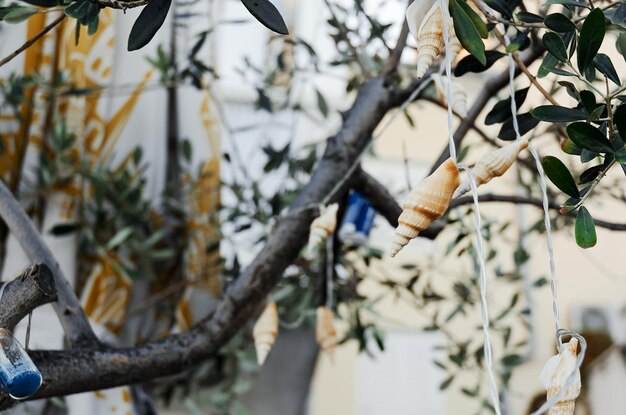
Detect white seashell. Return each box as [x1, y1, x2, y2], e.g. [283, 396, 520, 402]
[543, 338, 581, 415]
[308, 203, 339, 248]
[316, 306, 338, 352]
[253, 302, 279, 365]
[390, 158, 460, 257]
[453, 138, 528, 198]
[406, 0, 457, 78]
[432, 73, 468, 118]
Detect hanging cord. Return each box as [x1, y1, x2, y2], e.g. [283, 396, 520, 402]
[501, 28, 564, 336]
[325, 236, 334, 309]
[441, 2, 501, 413]
[501, 29, 586, 414]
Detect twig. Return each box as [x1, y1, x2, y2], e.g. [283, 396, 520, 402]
[0, 14, 65, 69]
[94, 0, 148, 9]
[451, 193, 626, 231]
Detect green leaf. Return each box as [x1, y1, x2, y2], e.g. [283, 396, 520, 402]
[240, 0, 288, 35]
[127, 0, 172, 51]
[544, 13, 577, 32]
[3, 6, 37, 23]
[440, 375, 455, 390]
[615, 104, 626, 141]
[577, 8, 605, 73]
[497, 112, 538, 141]
[575, 207, 597, 248]
[593, 53, 620, 85]
[617, 32, 626, 63]
[567, 122, 615, 154]
[106, 227, 134, 250]
[64, 1, 98, 26]
[449, 0, 486, 65]
[544, 0, 588, 6]
[456, 0, 488, 38]
[531, 105, 587, 122]
[315, 89, 328, 118]
[485, 87, 529, 125]
[538, 52, 558, 78]
[454, 50, 504, 76]
[501, 354, 524, 366]
[542, 156, 580, 198]
[48, 222, 81, 236]
[517, 11, 543, 23]
[543, 32, 568, 62]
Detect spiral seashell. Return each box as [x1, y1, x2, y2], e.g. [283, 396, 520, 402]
[308, 203, 339, 248]
[432, 74, 468, 118]
[407, 0, 457, 78]
[453, 138, 528, 198]
[253, 302, 279, 365]
[540, 338, 581, 415]
[316, 306, 338, 352]
[390, 158, 460, 257]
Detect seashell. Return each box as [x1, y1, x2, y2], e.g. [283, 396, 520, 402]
[541, 338, 581, 415]
[453, 138, 528, 198]
[308, 203, 339, 248]
[253, 302, 279, 365]
[390, 158, 460, 257]
[432, 73, 468, 118]
[407, 0, 457, 78]
[316, 306, 338, 352]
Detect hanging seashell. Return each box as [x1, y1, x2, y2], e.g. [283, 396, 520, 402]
[308, 203, 339, 248]
[540, 338, 581, 415]
[406, 0, 457, 78]
[432, 73, 468, 118]
[253, 302, 279, 365]
[316, 306, 338, 352]
[453, 138, 528, 198]
[390, 158, 460, 257]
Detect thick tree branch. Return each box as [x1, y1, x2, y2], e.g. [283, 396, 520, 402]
[0, 75, 414, 406]
[0, 264, 57, 330]
[0, 181, 98, 346]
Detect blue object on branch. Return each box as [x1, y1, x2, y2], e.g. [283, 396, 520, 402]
[0, 328, 42, 400]
[339, 192, 376, 245]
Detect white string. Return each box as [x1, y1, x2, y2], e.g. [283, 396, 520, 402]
[501, 29, 562, 336]
[457, 163, 502, 415]
[501, 30, 586, 415]
[325, 235, 334, 308]
[441, 0, 457, 164]
[441, 2, 500, 413]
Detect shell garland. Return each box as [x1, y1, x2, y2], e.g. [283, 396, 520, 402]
[390, 158, 460, 257]
[316, 306, 338, 352]
[308, 203, 339, 249]
[253, 302, 279, 365]
[406, 0, 460, 78]
[453, 138, 528, 198]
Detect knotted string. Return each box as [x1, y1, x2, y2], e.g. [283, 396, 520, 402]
[441, 2, 501, 413]
[501, 28, 585, 415]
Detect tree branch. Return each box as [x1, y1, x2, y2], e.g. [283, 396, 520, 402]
[0, 264, 57, 331]
[0, 14, 65, 69]
[0, 181, 98, 346]
[428, 43, 546, 174]
[450, 193, 626, 231]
